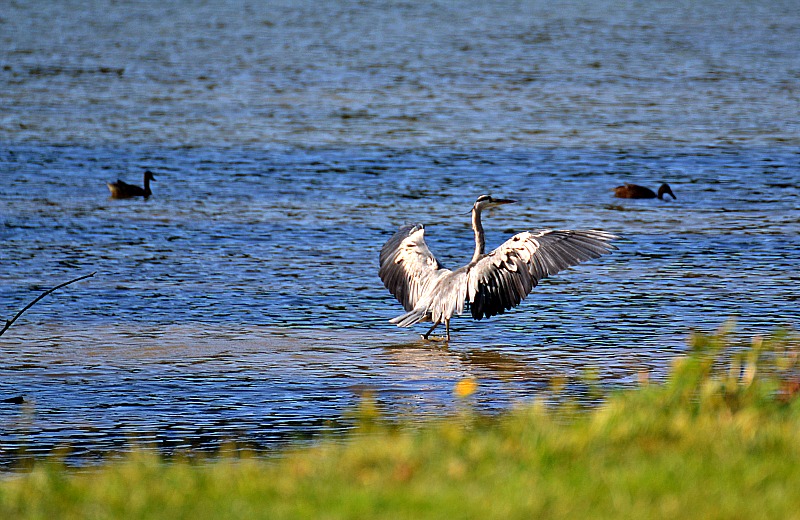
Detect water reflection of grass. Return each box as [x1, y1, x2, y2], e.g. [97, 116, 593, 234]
[2, 324, 800, 519]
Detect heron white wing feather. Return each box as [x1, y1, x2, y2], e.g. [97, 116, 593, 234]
[379, 224, 445, 311]
[467, 229, 617, 320]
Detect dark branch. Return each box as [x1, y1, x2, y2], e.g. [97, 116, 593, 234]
[0, 272, 96, 338]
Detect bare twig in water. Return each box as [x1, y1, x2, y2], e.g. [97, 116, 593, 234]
[0, 272, 96, 338]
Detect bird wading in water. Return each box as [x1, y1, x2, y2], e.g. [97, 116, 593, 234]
[379, 195, 618, 341]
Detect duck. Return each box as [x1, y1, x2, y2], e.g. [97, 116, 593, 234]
[613, 183, 675, 200]
[107, 170, 156, 199]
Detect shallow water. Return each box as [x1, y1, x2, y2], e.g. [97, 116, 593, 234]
[1, 0, 799, 466]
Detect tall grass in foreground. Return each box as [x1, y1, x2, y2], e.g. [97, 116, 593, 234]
[2, 324, 800, 519]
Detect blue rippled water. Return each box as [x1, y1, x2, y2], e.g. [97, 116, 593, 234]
[1, 0, 799, 466]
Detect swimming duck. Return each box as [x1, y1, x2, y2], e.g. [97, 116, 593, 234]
[613, 183, 675, 200]
[107, 170, 155, 199]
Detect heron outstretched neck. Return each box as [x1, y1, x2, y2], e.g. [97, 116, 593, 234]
[379, 194, 618, 341]
[471, 205, 486, 262]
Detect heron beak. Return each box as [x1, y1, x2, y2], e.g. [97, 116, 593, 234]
[494, 198, 516, 205]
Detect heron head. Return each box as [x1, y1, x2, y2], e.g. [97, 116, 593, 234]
[474, 194, 516, 211]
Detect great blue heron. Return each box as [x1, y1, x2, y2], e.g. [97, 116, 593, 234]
[107, 170, 156, 199]
[613, 183, 675, 200]
[379, 195, 618, 340]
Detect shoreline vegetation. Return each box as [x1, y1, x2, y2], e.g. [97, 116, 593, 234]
[2, 324, 800, 518]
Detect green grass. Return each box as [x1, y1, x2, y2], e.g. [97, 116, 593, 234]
[3, 324, 800, 519]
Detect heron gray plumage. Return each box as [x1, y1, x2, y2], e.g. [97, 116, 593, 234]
[379, 195, 618, 341]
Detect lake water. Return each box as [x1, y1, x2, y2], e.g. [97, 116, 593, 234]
[1, 0, 799, 467]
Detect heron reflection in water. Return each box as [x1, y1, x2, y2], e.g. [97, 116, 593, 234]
[379, 195, 618, 341]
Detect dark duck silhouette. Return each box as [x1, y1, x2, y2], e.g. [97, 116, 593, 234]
[107, 170, 156, 199]
[613, 183, 675, 200]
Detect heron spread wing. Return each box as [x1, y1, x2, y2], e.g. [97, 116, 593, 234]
[467, 229, 617, 320]
[379, 224, 445, 311]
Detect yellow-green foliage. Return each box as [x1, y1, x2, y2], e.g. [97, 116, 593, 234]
[2, 325, 800, 519]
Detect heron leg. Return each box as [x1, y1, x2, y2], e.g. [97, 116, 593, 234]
[422, 320, 440, 340]
[445, 319, 451, 341]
